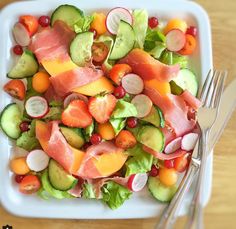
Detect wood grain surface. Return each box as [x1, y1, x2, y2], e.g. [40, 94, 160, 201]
[0, 0, 236, 228]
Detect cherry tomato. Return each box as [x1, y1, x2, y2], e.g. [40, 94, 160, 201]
[38, 15, 50, 27]
[109, 64, 132, 85]
[19, 175, 41, 194]
[159, 167, 178, 186]
[92, 42, 109, 63]
[13, 45, 23, 55]
[3, 79, 26, 100]
[174, 152, 191, 173]
[113, 86, 126, 99]
[178, 34, 197, 55]
[89, 28, 98, 39]
[19, 15, 39, 36]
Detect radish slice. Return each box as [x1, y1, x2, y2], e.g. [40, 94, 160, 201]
[165, 137, 182, 154]
[166, 29, 186, 52]
[12, 22, 30, 47]
[131, 94, 152, 118]
[181, 133, 199, 151]
[106, 7, 133, 35]
[121, 73, 144, 95]
[64, 93, 88, 108]
[127, 173, 148, 192]
[25, 96, 49, 118]
[26, 150, 50, 172]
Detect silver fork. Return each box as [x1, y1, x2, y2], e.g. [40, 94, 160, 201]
[155, 70, 227, 229]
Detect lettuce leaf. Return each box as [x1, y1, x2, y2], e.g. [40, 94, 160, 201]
[133, 9, 148, 49]
[112, 100, 137, 119]
[102, 181, 132, 210]
[83, 120, 94, 141]
[109, 118, 126, 135]
[82, 183, 96, 199]
[74, 15, 94, 33]
[148, 42, 166, 59]
[160, 50, 188, 68]
[43, 107, 62, 121]
[125, 144, 153, 177]
[144, 28, 166, 51]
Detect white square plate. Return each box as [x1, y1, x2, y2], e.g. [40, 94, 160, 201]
[0, 0, 213, 219]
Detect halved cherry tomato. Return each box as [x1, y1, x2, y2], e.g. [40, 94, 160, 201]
[19, 15, 39, 36]
[115, 130, 137, 149]
[92, 42, 109, 63]
[4, 79, 26, 100]
[109, 64, 132, 85]
[19, 175, 41, 194]
[174, 152, 191, 173]
[178, 34, 196, 55]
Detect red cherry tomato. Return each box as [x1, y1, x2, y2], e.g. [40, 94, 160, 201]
[92, 42, 109, 63]
[174, 152, 191, 173]
[109, 64, 132, 85]
[19, 175, 41, 194]
[19, 15, 39, 36]
[4, 79, 26, 100]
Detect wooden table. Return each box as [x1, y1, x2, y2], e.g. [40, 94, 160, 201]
[0, 0, 236, 228]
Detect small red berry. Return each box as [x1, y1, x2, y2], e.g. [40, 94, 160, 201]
[164, 160, 174, 169]
[19, 121, 30, 132]
[126, 117, 138, 128]
[82, 142, 92, 151]
[113, 86, 126, 99]
[148, 17, 159, 29]
[90, 133, 102, 145]
[149, 165, 159, 177]
[38, 16, 50, 27]
[13, 45, 23, 55]
[186, 26, 197, 37]
[89, 28, 98, 39]
[15, 174, 25, 183]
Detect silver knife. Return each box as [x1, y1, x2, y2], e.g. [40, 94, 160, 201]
[156, 78, 236, 229]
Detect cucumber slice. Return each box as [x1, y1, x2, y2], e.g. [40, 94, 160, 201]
[70, 32, 94, 66]
[172, 69, 198, 96]
[51, 4, 84, 29]
[109, 20, 135, 60]
[7, 50, 38, 79]
[60, 126, 85, 149]
[137, 125, 164, 152]
[0, 103, 22, 139]
[170, 80, 183, 95]
[148, 176, 177, 202]
[141, 106, 165, 128]
[48, 159, 77, 191]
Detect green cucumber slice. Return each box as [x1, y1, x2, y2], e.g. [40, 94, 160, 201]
[7, 50, 38, 79]
[148, 176, 177, 202]
[0, 103, 22, 139]
[48, 159, 77, 191]
[109, 20, 135, 60]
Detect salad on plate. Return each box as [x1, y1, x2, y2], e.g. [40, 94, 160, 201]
[0, 4, 201, 209]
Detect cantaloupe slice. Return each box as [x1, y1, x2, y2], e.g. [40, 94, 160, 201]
[144, 79, 171, 96]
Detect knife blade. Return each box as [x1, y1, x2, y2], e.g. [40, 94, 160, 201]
[209, 78, 236, 151]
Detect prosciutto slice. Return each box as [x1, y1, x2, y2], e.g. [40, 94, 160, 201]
[29, 20, 75, 63]
[119, 49, 180, 82]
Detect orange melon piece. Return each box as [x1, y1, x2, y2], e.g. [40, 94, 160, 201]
[93, 151, 128, 177]
[144, 79, 171, 96]
[70, 147, 85, 174]
[73, 76, 114, 96]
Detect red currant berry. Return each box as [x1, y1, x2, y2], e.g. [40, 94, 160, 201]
[19, 121, 30, 132]
[90, 133, 102, 145]
[38, 16, 50, 27]
[186, 26, 197, 37]
[126, 117, 138, 128]
[113, 86, 126, 99]
[164, 160, 174, 169]
[89, 28, 98, 39]
[15, 174, 25, 183]
[148, 17, 159, 29]
[82, 142, 92, 151]
[149, 165, 159, 177]
[13, 45, 23, 55]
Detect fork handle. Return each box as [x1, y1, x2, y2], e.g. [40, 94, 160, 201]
[185, 129, 210, 229]
[155, 160, 199, 229]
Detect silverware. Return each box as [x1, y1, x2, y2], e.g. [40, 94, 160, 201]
[156, 70, 227, 229]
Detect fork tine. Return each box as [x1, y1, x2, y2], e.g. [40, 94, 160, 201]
[199, 69, 212, 101]
[209, 71, 221, 108]
[203, 70, 217, 106]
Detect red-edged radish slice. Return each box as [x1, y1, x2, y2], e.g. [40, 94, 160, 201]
[63, 93, 88, 108]
[166, 29, 186, 52]
[25, 96, 49, 118]
[131, 94, 152, 118]
[165, 137, 182, 154]
[127, 173, 148, 192]
[26, 150, 50, 172]
[106, 7, 133, 35]
[181, 133, 199, 151]
[121, 73, 144, 95]
[12, 22, 30, 47]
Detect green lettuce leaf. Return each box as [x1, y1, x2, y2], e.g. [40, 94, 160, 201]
[109, 118, 126, 135]
[125, 144, 153, 176]
[43, 107, 62, 121]
[83, 120, 94, 141]
[74, 15, 94, 33]
[25, 77, 40, 100]
[148, 42, 166, 59]
[160, 50, 188, 68]
[144, 28, 166, 51]
[112, 100, 137, 119]
[133, 9, 148, 49]
[82, 183, 96, 199]
[102, 181, 132, 210]
[49, 100, 63, 107]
